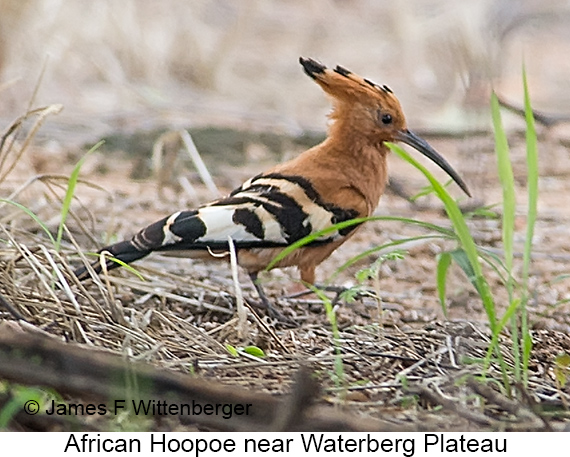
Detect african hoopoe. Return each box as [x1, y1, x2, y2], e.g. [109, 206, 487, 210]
[75, 57, 470, 315]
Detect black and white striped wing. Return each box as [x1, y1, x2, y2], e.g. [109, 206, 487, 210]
[79, 173, 360, 277]
[148, 173, 359, 252]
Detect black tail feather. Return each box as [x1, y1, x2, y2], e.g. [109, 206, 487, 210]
[74, 240, 151, 280]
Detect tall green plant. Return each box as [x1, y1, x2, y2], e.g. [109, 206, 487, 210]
[387, 143, 511, 389]
[491, 90, 521, 380]
[487, 67, 537, 387]
[55, 140, 104, 251]
[521, 66, 538, 385]
[386, 143, 498, 330]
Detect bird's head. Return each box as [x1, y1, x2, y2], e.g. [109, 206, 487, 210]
[300, 57, 471, 197]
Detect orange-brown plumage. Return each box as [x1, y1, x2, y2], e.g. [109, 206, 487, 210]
[76, 57, 470, 315]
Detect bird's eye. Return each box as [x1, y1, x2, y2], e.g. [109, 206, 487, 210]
[381, 113, 392, 125]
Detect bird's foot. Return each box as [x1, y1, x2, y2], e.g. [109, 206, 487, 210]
[252, 296, 295, 325]
[285, 283, 348, 298]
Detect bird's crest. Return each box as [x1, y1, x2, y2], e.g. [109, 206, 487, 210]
[299, 57, 398, 107]
[299, 57, 471, 196]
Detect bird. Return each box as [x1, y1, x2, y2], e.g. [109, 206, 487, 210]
[75, 57, 470, 316]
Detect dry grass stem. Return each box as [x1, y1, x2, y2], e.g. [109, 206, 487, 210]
[228, 236, 248, 339]
[180, 129, 220, 197]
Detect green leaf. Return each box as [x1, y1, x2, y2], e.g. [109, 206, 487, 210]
[464, 204, 500, 220]
[554, 353, 570, 387]
[396, 374, 409, 389]
[225, 344, 238, 357]
[0, 386, 44, 429]
[338, 286, 363, 304]
[0, 199, 56, 246]
[450, 248, 478, 293]
[491, 92, 515, 275]
[243, 346, 266, 358]
[555, 353, 570, 368]
[436, 252, 452, 318]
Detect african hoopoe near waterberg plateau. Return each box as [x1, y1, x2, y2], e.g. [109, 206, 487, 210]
[75, 57, 470, 316]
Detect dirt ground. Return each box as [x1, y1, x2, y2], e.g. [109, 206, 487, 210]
[1, 0, 570, 432]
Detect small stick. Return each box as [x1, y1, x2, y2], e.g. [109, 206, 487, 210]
[179, 130, 220, 197]
[0, 292, 26, 321]
[228, 236, 248, 339]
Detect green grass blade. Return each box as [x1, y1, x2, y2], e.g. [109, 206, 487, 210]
[484, 297, 520, 366]
[490, 92, 515, 276]
[477, 248, 511, 287]
[522, 69, 538, 279]
[307, 284, 345, 388]
[491, 91, 519, 383]
[84, 252, 146, 281]
[522, 64, 538, 385]
[449, 248, 480, 292]
[488, 88, 521, 381]
[463, 204, 500, 220]
[0, 199, 56, 246]
[56, 140, 104, 252]
[330, 234, 451, 282]
[265, 217, 369, 271]
[410, 178, 457, 203]
[436, 251, 452, 318]
[265, 215, 455, 272]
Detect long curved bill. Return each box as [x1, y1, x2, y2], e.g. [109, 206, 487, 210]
[395, 129, 471, 197]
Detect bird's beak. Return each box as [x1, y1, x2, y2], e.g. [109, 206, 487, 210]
[395, 129, 471, 197]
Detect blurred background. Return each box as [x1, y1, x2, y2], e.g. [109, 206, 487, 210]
[2, 0, 570, 144]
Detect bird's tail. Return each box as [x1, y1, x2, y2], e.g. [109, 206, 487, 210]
[74, 240, 151, 280]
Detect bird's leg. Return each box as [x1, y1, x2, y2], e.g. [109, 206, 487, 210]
[248, 272, 288, 321]
[248, 272, 271, 308]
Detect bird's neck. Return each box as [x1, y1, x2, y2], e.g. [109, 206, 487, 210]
[321, 130, 389, 210]
[273, 125, 386, 218]
[274, 120, 390, 215]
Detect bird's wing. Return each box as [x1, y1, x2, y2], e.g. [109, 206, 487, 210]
[132, 173, 361, 254]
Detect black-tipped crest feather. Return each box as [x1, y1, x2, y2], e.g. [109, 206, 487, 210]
[299, 57, 325, 79]
[334, 65, 351, 77]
